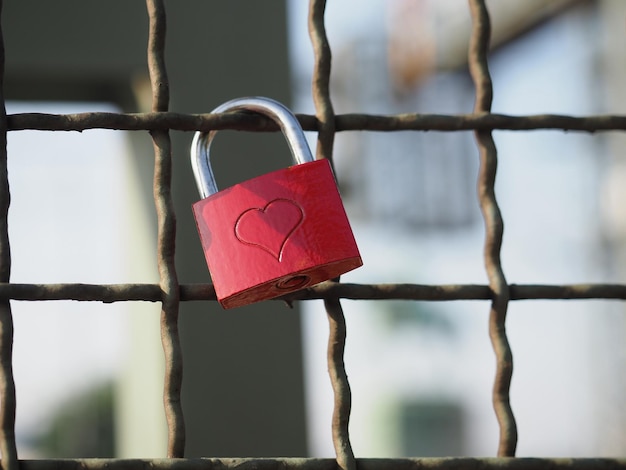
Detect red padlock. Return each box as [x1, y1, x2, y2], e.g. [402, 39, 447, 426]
[191, 97, 362, 309]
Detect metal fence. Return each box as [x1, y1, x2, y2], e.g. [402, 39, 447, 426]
[1, 0, 626, 469]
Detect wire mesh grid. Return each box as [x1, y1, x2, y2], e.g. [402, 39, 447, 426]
[0, 0, 626, 469]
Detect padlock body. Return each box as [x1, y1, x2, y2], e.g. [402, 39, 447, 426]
[193, 159, 362, 309]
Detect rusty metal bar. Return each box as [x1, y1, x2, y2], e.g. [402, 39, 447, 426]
[309, 1, 356, 468]
[2, 282, 626, 302]
[308, 0, 335, 161]
[146, 0, 185, 458]
[8, 111, 626, 133]
[0, 1, 17, 469]
[468, 0, 517, 457]
[10, 458, 626, 470]
[322, 298, 355, 468]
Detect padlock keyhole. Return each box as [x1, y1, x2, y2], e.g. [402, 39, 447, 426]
[275, 275, 310, 290]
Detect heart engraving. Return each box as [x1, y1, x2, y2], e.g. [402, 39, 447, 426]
[235, 198, 304, 261]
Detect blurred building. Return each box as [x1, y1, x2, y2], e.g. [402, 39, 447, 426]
[291, 0, 626, 457]
[4, 0, 307, 459]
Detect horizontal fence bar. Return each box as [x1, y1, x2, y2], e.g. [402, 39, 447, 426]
[1, 282, 626, 303]
[10, 458, 626, 470]
[7, 112, 626, 133]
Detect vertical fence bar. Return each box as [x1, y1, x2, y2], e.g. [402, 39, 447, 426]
[0, 2, 17, 468]
[308, 0, 335, 161]
[308, 2, 356, 469]
[468, 0, 517, 457]
[146, 0, 185, 458]
[323, 302, 355, 468]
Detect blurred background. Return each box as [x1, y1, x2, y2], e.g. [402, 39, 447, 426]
[3, 0, 626, 459]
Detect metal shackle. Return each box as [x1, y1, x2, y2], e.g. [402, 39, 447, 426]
[191, 97, 314, 199]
